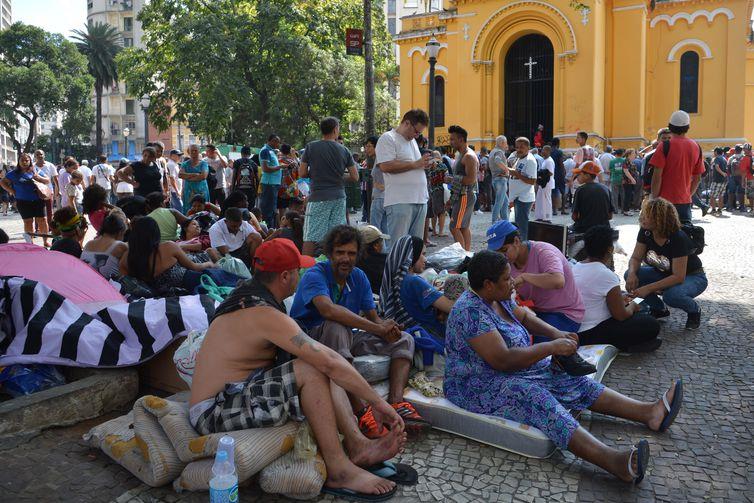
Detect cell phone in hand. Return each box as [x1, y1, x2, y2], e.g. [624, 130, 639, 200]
[631, 297, 644, 305]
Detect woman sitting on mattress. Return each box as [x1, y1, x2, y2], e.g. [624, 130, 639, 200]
[444, 250, 684, 484]
[119, 216, 215, 294]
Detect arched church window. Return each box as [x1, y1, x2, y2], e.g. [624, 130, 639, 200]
[679, 51, 699, 114]
[434, 76, 445, 127]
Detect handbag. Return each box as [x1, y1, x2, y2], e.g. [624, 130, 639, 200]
[33, 179, 52, 201]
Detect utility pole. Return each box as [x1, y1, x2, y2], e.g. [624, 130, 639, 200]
[364, 0, 375, 138]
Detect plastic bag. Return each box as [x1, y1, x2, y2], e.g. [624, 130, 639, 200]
[426, 242, 473, 271]
[293, 420, 317, 460]
[173, 329, 207, 386]
[216, 256, 251, 279]
[0, 364, 66, 397]
[296, 179, 310, 199]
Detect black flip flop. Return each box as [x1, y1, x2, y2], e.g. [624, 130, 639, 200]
[658, 378, 684, 432]
[367, 461, 419, 486]
[322, 484, 397, 502]
[627, 439, 650, 484]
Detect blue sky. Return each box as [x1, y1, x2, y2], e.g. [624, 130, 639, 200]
[13, 0, 87, 39]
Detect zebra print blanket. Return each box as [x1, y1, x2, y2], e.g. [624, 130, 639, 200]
[0, 276, 217, 368]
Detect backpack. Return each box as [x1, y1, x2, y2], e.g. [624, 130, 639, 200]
[728, 154, 742, 178]
[681, 223, 705, 255]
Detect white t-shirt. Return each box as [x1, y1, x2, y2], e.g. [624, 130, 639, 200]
[166, 159, 182, 194]
[508, 153, 538, 203]
[206, 156, 227, 189]
[208, 218, 257, 252]
[572, 261, 620, 332]
[375, 129, 428, 206]
[598, 153, 614, 183]
[78, 165, 92, 188]
[92, 163, 115, 190]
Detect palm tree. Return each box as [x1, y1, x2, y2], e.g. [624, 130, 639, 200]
[72, 22, 122, 156]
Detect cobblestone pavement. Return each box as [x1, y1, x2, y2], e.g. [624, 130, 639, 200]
[1, 206, 753, 502]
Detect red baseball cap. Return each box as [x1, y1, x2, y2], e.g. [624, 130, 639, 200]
[253, 238, 315, 272]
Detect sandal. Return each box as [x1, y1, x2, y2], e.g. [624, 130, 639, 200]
[367, 461, 418, 486]
[627, 440, 650, 484]
[658, 379, 683, 432]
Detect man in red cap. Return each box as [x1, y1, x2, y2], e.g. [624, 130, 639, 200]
[571, 161, 614, 233]
[190, 238, 407, 499]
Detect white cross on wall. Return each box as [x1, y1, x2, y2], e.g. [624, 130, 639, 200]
[524, 57, 537, 79]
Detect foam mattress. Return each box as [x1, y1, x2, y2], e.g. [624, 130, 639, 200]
[385, 344, 618, 459]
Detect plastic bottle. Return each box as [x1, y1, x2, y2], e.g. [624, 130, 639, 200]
[210, 436, 238, 503]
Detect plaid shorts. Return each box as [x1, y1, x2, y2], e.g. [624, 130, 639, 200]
[747, 180, 754, 199]
[709, 181, 727, 200]
[193, 360, 304, 435]
[303, 197, 347, 243]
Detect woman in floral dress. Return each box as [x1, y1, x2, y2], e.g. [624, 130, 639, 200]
[444, 250, 685, 484]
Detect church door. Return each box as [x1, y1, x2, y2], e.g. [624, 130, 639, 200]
[504, 34, 554, 144]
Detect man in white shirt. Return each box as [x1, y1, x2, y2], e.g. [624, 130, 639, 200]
[598, 145, 615, 186]
[205, 144, 228, 206]
[91, 154, 116, 203]
[208, 207, 262, 267]
[33, 149, 57, 221]
[78, 160, 92, 188]
[508, 137, 538, 240]
[167, 149, 183, 210]
[534, 145, 555, 222]
[374, 109, 431, 249]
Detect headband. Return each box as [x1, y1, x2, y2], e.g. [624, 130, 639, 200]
[58, 213, 84, 232]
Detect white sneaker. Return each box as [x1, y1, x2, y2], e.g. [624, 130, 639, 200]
[474, 210, 483, 215]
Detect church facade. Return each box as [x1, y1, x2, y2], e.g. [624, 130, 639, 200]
[394, 0, 754, 150]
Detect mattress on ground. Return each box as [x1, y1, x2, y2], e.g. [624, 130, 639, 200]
[403, 344, 618, 459]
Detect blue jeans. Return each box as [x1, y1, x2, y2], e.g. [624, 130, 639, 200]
[260, 183, 280, 228]
[385, 203, 427, 251]
[370, 197, 387, 234]
[532, 311, 581, 344]
[627, 266, 707, 314]
[513, 199, 533, 241]
[491, 177, 509, 222]
[674, 203, 692, 224]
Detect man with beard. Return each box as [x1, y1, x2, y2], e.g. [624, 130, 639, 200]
[290, 225, 430, 438]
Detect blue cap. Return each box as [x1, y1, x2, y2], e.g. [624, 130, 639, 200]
[486, 220, 518, 251]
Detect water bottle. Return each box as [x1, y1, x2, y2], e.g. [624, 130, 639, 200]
[210, 436, 238, 503]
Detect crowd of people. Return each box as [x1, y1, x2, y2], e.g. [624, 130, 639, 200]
[0, 107, 727, 499]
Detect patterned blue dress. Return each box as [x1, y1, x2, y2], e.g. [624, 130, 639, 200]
[444, 290, 605, 450]
[180, 160, 210, 213]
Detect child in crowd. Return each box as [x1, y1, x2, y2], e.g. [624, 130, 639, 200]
[66, 170, 85, 214]
[50, 206, 88, 258]
[265, 210, 304, 252]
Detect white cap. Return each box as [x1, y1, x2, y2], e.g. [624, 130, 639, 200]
[669, 110, 690, 127]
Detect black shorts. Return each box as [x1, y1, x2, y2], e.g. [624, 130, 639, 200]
[16, 198, 45, 219]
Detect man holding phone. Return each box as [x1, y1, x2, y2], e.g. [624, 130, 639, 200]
[374, 109, 431, 250]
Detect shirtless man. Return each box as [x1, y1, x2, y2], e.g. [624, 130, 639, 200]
[447, 125, 479, 251]
[190, 238, 407, 498]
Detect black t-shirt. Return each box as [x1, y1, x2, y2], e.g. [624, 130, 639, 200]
[712, 155, 727, 184]
[551, 148, 566, 186]
[50, 237, 82, 258]
[637, 228, 703, 276]
[357, 251, 387, 295]
[232, 157, 258, 191]
[131, 161, 163, 197]
[572, 182, 614, 232]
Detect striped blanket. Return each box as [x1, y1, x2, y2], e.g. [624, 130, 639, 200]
[0, 276, 217, 368]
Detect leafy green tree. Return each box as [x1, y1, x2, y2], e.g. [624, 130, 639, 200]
[0, 23, 94, 155]
[118, 0, 396, 146]
[71, 21, 123, 156]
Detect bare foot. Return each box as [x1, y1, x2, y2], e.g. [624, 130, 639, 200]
[346, 426, 407, 467]
[647, 380, 677, 431]
[326, 463, 396, 495]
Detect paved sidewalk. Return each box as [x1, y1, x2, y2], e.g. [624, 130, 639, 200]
[0, 208, 752, 502]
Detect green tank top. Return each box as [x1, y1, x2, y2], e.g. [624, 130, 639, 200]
[148, 207, 179, 242]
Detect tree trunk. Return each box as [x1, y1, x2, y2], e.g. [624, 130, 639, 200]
[22, 112, 38, 154]
[95, 82, 103, 155]
[364, 0, 375, 138]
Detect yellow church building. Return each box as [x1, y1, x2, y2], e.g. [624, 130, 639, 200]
[394, 0, 754, 150]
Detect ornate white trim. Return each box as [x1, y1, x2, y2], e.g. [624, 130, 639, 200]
[470, 0, 578, 62]
[667, 39, 713, 61]
[420, 65, 449, 84]
[407, 43, 449, 58]
[650, 7, 734, 28]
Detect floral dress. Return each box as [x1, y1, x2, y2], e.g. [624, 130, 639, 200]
[444, 291, 605, 450]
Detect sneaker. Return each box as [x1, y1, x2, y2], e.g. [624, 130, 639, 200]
[474, 210, 483, 215]
[391, 401, 431, 434]
[357, 406, 389, 439]
[701, 206, 709, 217]
[685, 311, 701, 330]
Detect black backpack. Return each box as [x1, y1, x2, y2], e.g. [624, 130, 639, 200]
[681, 223, 705, 255]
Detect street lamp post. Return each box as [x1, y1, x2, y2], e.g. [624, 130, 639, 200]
[123, 127, 131, 160]
[141, 96, 151, 145]
[425, 36, 441, 148]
